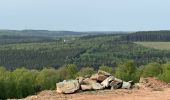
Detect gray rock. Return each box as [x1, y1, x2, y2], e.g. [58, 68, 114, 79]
[81, 85, 92, 91]
[82, 78, 97, 85]
[121, 81, 133, 89]
[101, 76, 115, 87]
[92, 83, 104, 90]
[76, 77, 84, 84]
[110, 81, 123, 89]
[56, 80, 80, 94]
[90, 74, 108, 82]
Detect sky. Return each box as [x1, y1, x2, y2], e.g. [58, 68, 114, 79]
[0, 0, 170, 31]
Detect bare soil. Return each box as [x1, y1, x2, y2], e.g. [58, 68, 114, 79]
[24, 78, 170, 100]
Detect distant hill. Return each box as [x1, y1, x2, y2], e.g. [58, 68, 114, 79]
[0, 30, 128, 44]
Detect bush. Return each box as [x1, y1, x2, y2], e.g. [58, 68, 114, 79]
[78, 67, 95, 77]
[158, 62, 170, 83]
[36, 68, 59, 90]
[142, 62, 162, 78]
[115, 60, 138, 82]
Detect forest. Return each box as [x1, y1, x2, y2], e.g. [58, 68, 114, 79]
[1, 33, 170, 70]
[123, 30, 170, 41]
[1, 61, 170, 99]
[1, 30, 170, 99]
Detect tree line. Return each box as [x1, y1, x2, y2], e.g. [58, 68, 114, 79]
[123, 31, 170, 41]
[1, 61, 170, 99]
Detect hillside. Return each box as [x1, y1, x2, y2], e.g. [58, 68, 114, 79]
[0, 30, 127, 44]
[1, 33, 170, 70]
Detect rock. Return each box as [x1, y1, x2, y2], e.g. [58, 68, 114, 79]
[82, 78, 97, 85]
[97, 75, 108, 82]
[92, 83, 104, 90]
[98, 70, 111, 76]
[90, 74, 98, 80]
[109, 81, 123, 89]
[76, 77, 84, 84]
[56, 80, 80, 94]
[121, 81, 133, 89]
[114, 78, 123, 82]
[81, 85, 92, 91]
[90, 74, 108, 82]
[101, 76, 115, 87]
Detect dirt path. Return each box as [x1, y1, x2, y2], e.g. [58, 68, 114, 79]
[25, 88, 170, 100]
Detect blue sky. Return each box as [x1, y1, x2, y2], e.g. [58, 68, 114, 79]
[0, 0, 170, 31]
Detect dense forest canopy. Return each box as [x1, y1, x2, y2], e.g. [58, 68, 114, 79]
[0, 30, 170, 70]
[123, 30, 170, 41]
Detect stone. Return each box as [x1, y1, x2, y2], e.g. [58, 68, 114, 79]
[82, 78, 97, 85]
[81, 85, 92, 91]
[121, 81, 133, 89]
[101, 76, 115, 88]
[90, 74, 98, 80]
[76, 77, 84, 84]
[98, 70, 111, 76]
[92, 83, 104, 90]
[97, 75, 108, 82]
[90, 74, 108, 82]
[110, 81, 123, 89]
[56, 80, 80, 94]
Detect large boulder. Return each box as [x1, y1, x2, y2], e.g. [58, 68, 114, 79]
[81, 85, 92, 91]
[56, 80, 80, 94]
[92, 83, 104, 90]
[98, 70, 111, 76]
[101, 76, 115, 88]
[90, 74, 108, 82]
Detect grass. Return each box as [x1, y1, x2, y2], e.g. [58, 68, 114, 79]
[135, 42, 170, 50]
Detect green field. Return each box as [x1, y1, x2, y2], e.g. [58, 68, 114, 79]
[135, 42, 170, 50]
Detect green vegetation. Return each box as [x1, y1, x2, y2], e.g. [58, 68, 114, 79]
[0, 64, 77, 99]
[142, 63, 162, 77]
[1, 61, 170, 99]
[135, 42, 170, 50]
[123, 31, 170, 41]
[1, 30, 170, 99]
[1, 34, 170, 70]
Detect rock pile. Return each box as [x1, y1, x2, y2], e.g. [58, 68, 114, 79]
[56, 70, 134, 94]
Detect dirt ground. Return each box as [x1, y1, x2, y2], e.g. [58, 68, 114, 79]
[23, 88, 170, 100]
[24, 78, 170, 100]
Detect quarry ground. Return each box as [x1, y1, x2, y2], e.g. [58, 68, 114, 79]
[24, 88, 170, 100]
[22, 77, 170, 100]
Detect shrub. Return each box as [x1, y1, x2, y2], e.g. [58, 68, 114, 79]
[142, 62, 162, 78]
[158, 62, 170, 83]
[36, 68, 59, 90]
[115, 60, 137, 82]
[78, 67, 95, 77]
